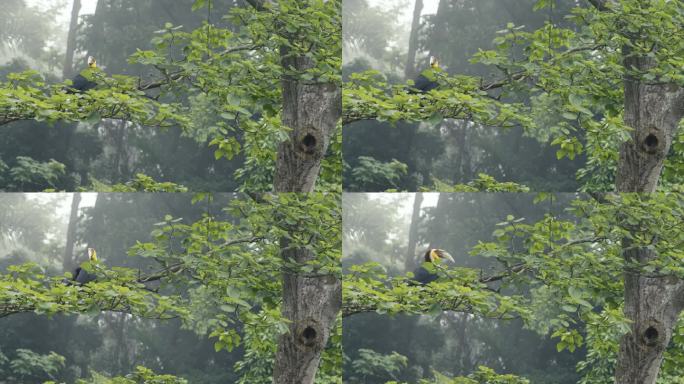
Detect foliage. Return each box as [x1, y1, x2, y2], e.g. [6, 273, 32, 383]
[130, 193, 342, 381]
[342, 0, 684, 191]
[343, 261, 527, 319]
[346, 156, 408, 191]
[471, 193, 684, 379]
[0, 0, 342, 191]
[0, 69, 185, 127]
[347, 348, 407, 382]
[0, 156, 66, 191]
[343, 69, 530, 127]
[426, 174, 530, 193]
[0, 348, 65, 382]
[0, 261, 187, 319]
[0, 192, 342, 382]
[127, 0, 342, 190]
[344, 193, 684, 381]
[0, 348, 188, 384]
[381, 365, 529, 384]
[88, 174, 189, 192]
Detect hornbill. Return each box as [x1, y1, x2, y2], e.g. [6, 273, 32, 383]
[411, 248, 455, 285]
[64, 247, 98, 285]
[66, 56, 98, 93]
[409, 56, 440, 93]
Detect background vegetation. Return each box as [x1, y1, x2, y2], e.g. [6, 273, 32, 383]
[0, 193, 341, 383]
[342, 193, 684, 383]
[343, 0, 684, 192]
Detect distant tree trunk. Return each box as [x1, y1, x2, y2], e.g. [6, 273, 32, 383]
[593, 1, 684, 382]
[60, 0, 82, 187]
[63, 193, 81, 272]
[429, 0, 449, 58]
[398, 0, 425, 191]
[454, 314, 471, 375]
[447, 120, 472, 183]
[458, 124, 472, 183]
[60, 192, 81, 376]
[404, 0, 423, 80]
[63, 0, 81, 79]
[405, 193, 423, 271]
[428, 193, 449, 248]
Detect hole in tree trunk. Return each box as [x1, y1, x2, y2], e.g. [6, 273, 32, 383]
[300, 134, 317, 154]
[299, 326, 318, 347]
[644, 134, 658, 150]
[643, 326, 660, 346]
[640, 129, 663, 155]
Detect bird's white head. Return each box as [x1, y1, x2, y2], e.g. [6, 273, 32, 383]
[87, 56, 97, 68]
[87, 247, 97, 261]
[429, 56, 439, 69]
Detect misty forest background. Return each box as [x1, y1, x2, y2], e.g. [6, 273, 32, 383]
[342, 0, 683, 192]
[1, 0, 345, 193]
[0, 193, 342, 384]
[343, 0, 582, 191]
[0, 194, 241, 382]
[342, 193, 582, 383]
[1, 0, 241, 191]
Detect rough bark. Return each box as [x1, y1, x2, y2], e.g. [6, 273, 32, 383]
[261, 0, 342, 382]
[272, 53, 342, 384]
[274, 50, 341, 192]
[615, 245, 684, 384]
[272, 243, 342, 384]
[63, 0, 81, 79]
[404, 0, 423, 80]
[603, 1, 684, 381]
[405, 193, 423, 271]
[615, 47, 684, 193]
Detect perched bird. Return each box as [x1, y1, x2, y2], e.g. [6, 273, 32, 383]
[411, 248, 455, 285]
[65, 247, 98, 285]
[66, 56, 98, 93]
[409, 56, 440, 93]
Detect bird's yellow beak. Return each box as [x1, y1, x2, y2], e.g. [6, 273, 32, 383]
[430, 249, 454, 263]
[429, 249, 438, 262]
[88, 248, 97, 261]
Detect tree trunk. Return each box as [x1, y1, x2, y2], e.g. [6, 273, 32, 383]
[274, 49, 341, 192]
[405, 193, 423, 271]
[615, 46, 684, 193]
[63, 193, 81, 272]
[63, 0, 81, 79]
[272, 241, 341, 384]
[404, 0, 423, 80]
[271, 46, 342, 384]
[610, 7, 684, 383]
[615, 244, 684, 384]
[248, 0, 342, 381]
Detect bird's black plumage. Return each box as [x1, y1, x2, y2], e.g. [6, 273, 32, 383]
[412, 74, 439, 93]
[63, 248, 98, 286]
[66, 56, 97, 94]
[67, 73, 97, 93]
[410, 248, 454, 285]
[413, 264, 438, 285]
[72, 266, 96, 285]
[408, 56, 440, 94]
